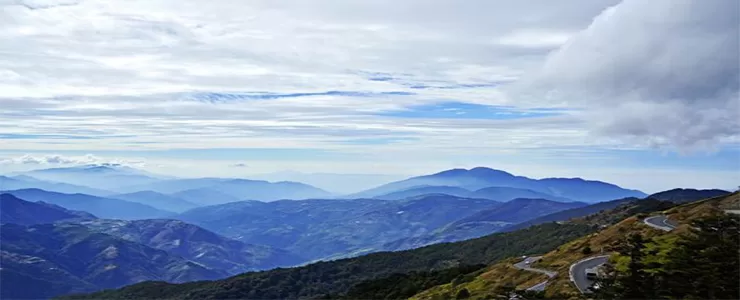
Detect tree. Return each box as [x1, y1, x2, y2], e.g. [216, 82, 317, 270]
[455, 288, 470, 299]
[582, 245, 593, 255]
[594, 214, 740, 300]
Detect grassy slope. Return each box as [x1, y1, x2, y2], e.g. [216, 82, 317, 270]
[411, 192, 739, 299]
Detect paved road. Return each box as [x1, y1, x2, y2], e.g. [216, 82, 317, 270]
[513, 256, 557, 292]
[569, 255, 609, 294]
[644, 215, 678, 231]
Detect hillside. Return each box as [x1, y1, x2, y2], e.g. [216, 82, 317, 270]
[646, 188, 730, 203]
[382, 198, 585, 251]
[501, 197, 637, 232]
[0, 222, 226, 300]
[0, 193, 96, 225]
[60, 222, 596, 299]
[174, 195, 503, 260]
[79, 219, 304, 274]
[111, 191, 200, 213]
[411, 192, 739, 299]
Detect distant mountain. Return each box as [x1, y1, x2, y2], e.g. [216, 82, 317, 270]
[0, 222, 226, 299]
[353, 167, 645, 202]
[111, 191, 200, 213]
[175, 195, 502, 260]
[120, 178, 332, 202]
[5, 189, 171, 220]
[0, 193, 96, 225]
[647, 188, 730, 203]
[0, 175, 111, 196]
[21, 165, 163, 191]
[501, 197, 638, 232]
[170, 187, 242, 206]
[79, 219, 305, 275]
[469, 186, 573, 202]
[253, 171, 405, 194]
[382, 198, 586, 251]
[373, 185, 574, 202]
[374, 185, 471, 200]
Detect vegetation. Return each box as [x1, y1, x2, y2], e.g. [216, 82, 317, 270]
[412, 192, 739, 299]
[593, 214, 739, 299]
[326, 264, 486, 299]
[61, 223, 595, 299]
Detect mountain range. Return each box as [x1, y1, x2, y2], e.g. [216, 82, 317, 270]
[6, 164, 730, 299]
[352, 167, 646, 203]
[4, 189, 172, 220]
[374, 185, 575, 202]
[0, 194, 307, 299]
[63, 192, 739, 300]
[0, 193, 96, 225]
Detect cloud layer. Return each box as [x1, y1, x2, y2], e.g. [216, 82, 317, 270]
[0, 0, 737, 187]
[526, 0, 739, 149]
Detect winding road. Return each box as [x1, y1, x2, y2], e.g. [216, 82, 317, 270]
[513, 256, 557, 291]
[516, 215, 681, 294]
[644, 215, 678, 231]
[569, 255, 609, 294]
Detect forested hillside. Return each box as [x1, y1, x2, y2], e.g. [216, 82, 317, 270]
[61, 223, 594, 299]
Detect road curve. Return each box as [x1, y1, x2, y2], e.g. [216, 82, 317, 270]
[644, 215, 677, 231]
[569, 255, 609, 294]
[513, 256, 557, 292]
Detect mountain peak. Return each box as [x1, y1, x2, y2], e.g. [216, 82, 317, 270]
[468, 167, 514, 177]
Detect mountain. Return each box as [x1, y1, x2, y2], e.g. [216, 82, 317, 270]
[353, 167, 645, 203]
[111, 191, 200, 213]
[62, 193, 739, 300]
[440, 198, 586, 236]
[120, 178, 332, 202]
[5, 189, 171, 220]
[175, 195, 502, 260]
[170, 187, 242, 206]
[373, 185, 574, 203]
[501, 188, 732, 233]
[0, 175, 111, 196]
[382, 198, 587, 251]
[647, 188, 730, 203]
[469, 186, 573, 202]
[0, 222, 226, 300]
[0, 193, 96, 225]
[501, 197, 638, 232]
[21, 165, 164, 191]
[61, 222, 595, 300]
[78, 219, 305, 275]
[374, 185, 473, 200]
[253, 171, 405, 194]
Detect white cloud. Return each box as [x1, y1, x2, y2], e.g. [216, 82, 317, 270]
[0, 154, 146, 167]
[522, 0, 739, 149]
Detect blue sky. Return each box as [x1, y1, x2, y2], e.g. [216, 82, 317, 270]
[0, 0, 737, 193]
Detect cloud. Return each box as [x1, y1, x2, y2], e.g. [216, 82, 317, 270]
[0, 154, 146, 167]
[522, 0, 739, 149]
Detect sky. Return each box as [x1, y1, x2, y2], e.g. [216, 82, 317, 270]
[0, 0, 738, 193]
